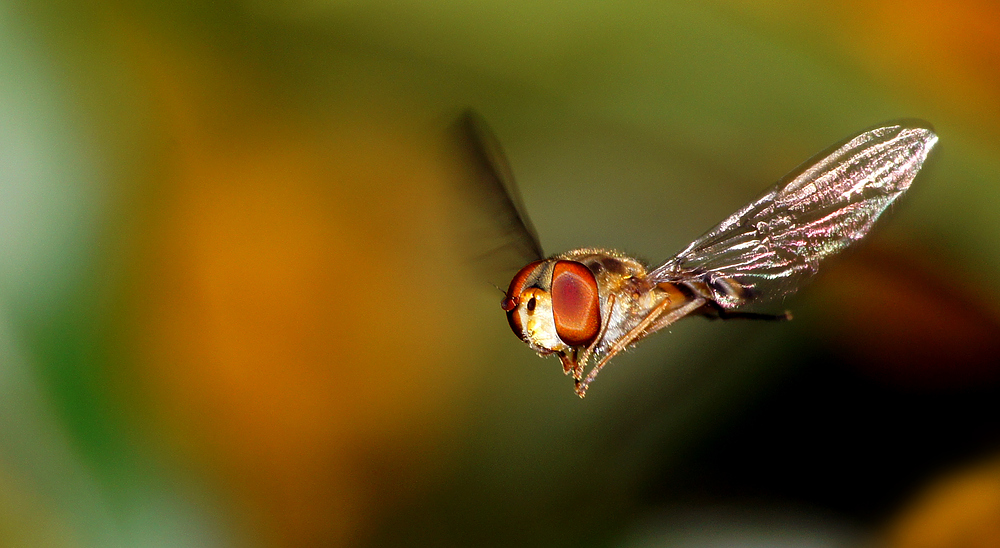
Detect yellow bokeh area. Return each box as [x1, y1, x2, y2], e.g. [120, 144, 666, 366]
[883, 456, 1000, 548]
[2, 1, 1000, 547]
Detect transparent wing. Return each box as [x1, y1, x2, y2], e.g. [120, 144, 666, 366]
[649, 120, 938, 309]
[450, 110, 544, 289]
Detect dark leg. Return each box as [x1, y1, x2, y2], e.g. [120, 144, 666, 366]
[715, 309, 792, 321]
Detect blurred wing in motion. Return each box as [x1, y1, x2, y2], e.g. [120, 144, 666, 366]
[649, 120, 938, 309]
[451, 110, 544, 288]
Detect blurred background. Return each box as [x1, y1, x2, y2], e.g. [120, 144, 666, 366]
[2, 1, 1000, 547]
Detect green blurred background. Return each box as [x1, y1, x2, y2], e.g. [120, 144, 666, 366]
[3, 1, 1000, 547]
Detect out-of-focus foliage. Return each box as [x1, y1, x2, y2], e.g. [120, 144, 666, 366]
[2, 1, 1000, 547]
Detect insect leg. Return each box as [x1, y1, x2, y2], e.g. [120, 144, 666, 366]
[559, 352, 577, 375]
[714, 309, 792, 321]
[571, 293, 618, 382]
[643, 297, 709, 335]
[575, 296, 706, 398]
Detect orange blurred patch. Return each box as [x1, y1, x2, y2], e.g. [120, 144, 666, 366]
[722, 0, 1000, 141]
[843, 0, 1000, 130]
[883, 456, 1000, 548]
[808, 246, 1000, 389]
[115, 19, 479, 548]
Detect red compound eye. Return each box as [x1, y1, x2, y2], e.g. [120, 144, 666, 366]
[503, 260, 544, 339]
[550, 261, 601, 346]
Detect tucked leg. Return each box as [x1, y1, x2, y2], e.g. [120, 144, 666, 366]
[715, 309, 792, 321]
[575, 296, 706, 397]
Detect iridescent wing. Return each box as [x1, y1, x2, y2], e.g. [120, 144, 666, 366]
[451, 110, 544, 288]
[649, 120, 938, 309]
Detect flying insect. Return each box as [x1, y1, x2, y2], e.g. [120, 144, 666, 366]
[457, 112, 937, 397]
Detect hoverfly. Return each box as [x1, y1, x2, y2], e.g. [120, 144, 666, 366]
[456, 112, 937, 397]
